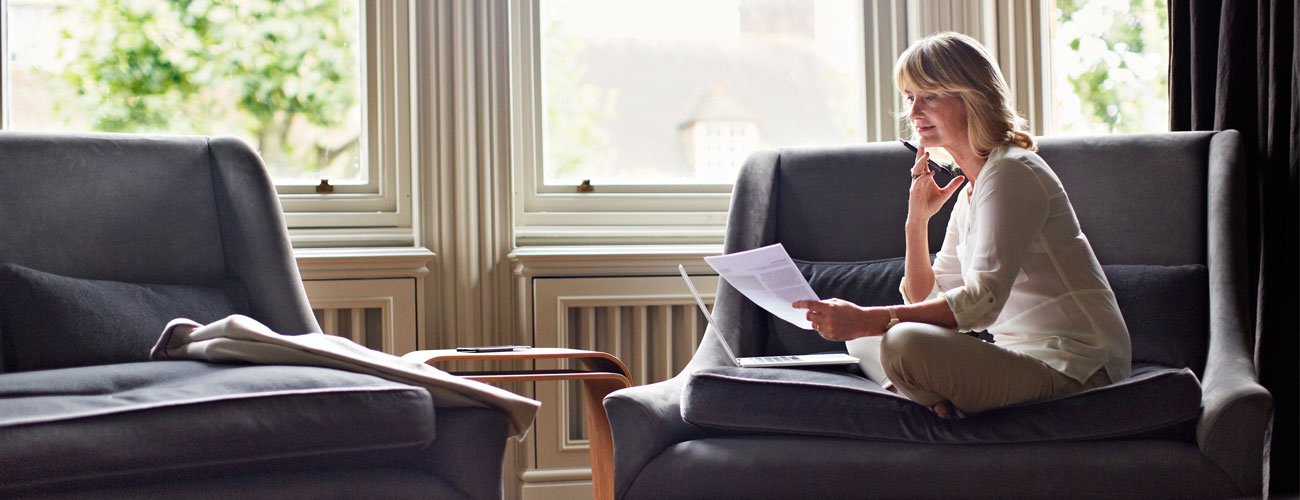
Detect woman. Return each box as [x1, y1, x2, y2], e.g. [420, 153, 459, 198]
[793, 32, 1131, 419]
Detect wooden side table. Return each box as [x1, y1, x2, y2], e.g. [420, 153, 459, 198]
[404, 348, 631, 500]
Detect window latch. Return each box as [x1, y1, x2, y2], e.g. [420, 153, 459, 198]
[316, 179, 335, 193]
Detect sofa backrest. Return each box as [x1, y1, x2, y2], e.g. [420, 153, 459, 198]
[772, 132, 1215, 265]
[1035, 133, 1211, 266]
[743, 132, 1228, 372]
[0, 132, 321, 361]
[773, 141, 941, 262]
[0, 132, 228, 284]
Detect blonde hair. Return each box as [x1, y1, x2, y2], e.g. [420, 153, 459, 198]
[894, 32, 1035, 156]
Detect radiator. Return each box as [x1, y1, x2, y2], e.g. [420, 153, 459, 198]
[312, 305, 386, 351]
[303, 278, 419, 355]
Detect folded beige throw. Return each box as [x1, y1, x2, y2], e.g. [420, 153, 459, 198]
[151, 314, 539, 438]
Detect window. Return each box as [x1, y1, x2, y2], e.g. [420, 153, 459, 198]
[512, 0, 866, 241]
[682, 119, 760, 182]
[1, 0, 415, 244]
[1049, 0, 1169, 134]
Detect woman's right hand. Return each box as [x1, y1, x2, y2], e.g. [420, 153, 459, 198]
[907, 146, 966, 224]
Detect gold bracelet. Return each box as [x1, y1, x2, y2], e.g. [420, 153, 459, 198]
[885, 306, 901, 330]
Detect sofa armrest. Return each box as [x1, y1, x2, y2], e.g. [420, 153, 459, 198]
[723, 149, 780, 254]
[1198, 352, 1272, 496]
[407, 404, 511, 500]
[604, 330, 740, 500]
[603, 151, 783, 500]
[1197, 130, 1272, 496]
[207, 136, 320, 335]
[604, 376, 703, 500]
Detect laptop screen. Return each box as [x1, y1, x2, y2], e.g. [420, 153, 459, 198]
[679, 265, 742, 364]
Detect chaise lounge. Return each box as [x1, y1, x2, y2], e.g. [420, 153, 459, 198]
[0, 132, 526, 499]
[605, 130, 1272, 499]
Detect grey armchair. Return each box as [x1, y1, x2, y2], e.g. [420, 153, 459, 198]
[0, 132, 510, 499]
[604, 131, 1272, 499]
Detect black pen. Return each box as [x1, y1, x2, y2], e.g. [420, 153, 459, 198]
[899, 139, 961, 177]
[456, 345, 530, 353]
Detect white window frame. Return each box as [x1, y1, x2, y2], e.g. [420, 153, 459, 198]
[282, 0, 415, 238]
[509, 0, 1024, 245]
[508, 0, 1053, 247]
[0, 0, 416, 247]
[508, 0, 758, 245]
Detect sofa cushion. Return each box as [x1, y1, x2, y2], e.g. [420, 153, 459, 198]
[1105, 264, 1208, 374]
[681, 363, 1201, 444]
[766, 257, 906, 356]
[0, 263, 249, 372]
[765, 260, 1209, 374]
[0, 360, 436, 488]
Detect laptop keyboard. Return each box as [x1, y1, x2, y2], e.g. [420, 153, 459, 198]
[751, 355, 799, 362]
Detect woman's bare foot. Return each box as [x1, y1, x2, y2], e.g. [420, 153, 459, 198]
[931, 401, 959, 419]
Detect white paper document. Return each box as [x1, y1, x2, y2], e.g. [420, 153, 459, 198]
[703, 243, 817, 330]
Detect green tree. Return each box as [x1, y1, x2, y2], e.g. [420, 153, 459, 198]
[541, 0, 616, 184]
[1054, 0, 1168, 134]
[53, 0, 359, 179]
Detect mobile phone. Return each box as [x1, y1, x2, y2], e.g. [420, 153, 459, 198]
[899, 139, 960, 177]
[456, 345, 530, 353]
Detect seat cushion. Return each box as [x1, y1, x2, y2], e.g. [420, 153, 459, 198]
[681, 363, 1200, 444]
[0, 361, 436, 488]
[0, 263, 249, 372]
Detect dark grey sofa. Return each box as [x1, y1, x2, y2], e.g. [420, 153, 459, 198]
[604, 131, 1272, 499]
[0, 132, 510, 499]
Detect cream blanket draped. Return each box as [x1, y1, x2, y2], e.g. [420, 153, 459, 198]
[150, 314, 539, 438]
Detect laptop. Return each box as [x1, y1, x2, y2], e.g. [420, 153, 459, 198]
[679, 265, 860, 368]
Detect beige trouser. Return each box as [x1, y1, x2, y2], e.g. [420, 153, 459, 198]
[845, 322, 1110, 414]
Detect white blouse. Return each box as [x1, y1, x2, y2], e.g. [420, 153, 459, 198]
[900, 144, 1132, 384]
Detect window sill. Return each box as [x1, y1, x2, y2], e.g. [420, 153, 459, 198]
[289, 227, 416, 249]
[514, 225, 725, 247]
[509, 243, 723, 278]
[294, 246, 435, 280]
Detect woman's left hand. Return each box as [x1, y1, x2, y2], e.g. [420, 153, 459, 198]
[792, 299, 889, 341]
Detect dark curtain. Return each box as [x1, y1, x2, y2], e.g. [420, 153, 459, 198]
[1170, 0, 1299, 495]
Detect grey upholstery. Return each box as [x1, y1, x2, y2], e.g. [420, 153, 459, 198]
[604, 131, 1272, 499]
[681, 363, 1202, 444]
[0, 263, 251, 371]
[0, 132, 314, 334]
[0, 132, 511, 499]
[0, 362, 435, 487]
